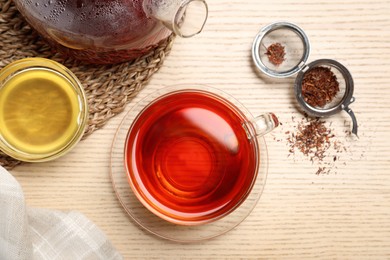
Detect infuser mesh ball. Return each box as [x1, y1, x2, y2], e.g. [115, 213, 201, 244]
[299, 63, 347, 111]
[252, 21, 310, 78]
[259, 29, 304, 72]
[294, 59, 354, 114]
[252, 21, 358, 135]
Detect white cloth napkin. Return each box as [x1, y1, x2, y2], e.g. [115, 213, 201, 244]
[0, 166, 122, 260]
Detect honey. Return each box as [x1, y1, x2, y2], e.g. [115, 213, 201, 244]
[0, 58, 88, 162]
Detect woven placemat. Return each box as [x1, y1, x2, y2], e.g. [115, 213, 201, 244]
[0, 0, 175, 169]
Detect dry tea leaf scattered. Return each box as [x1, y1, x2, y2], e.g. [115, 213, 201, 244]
[285, 115, 347, 175]
[287, 119, 334, 162]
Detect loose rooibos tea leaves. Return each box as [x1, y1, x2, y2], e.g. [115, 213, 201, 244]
[287, 118, 334, 163]
[301, 66, 340, 107]
[265, 43, 286, 66]
[284, 115, 349, 175]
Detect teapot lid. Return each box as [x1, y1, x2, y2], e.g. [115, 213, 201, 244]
[252, 21, 311, 78]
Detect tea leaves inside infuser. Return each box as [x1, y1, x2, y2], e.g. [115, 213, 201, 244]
[265, 43, 286, 66]
[301, 66, 342, 108]
[259, 28, 305, 74]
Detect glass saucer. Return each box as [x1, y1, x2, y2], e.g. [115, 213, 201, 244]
[109, 89, 269, 243]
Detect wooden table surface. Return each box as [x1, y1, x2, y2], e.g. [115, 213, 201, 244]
[11, 0, 390, 258]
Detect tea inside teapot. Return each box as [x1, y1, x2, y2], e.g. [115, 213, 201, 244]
[14, 0, 208, 64]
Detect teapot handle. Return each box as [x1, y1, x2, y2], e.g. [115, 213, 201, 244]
[143, 0, 208, 38]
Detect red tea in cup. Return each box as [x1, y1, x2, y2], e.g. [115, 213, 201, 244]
[125, 89, 276, 225]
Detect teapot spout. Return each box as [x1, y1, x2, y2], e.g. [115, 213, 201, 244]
[143, 0, 208, 38]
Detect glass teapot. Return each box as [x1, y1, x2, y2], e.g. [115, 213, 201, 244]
[13, 0, 208, 64]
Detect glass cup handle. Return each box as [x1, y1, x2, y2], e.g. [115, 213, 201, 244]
[252, 113, 279, 137]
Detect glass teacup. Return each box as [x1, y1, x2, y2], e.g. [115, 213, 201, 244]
[123, 85, 278, 226]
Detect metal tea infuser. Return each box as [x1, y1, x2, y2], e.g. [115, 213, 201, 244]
[252, 21, 358, 135]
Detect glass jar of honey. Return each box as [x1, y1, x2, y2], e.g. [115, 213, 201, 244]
[0, 58, 88, 162]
